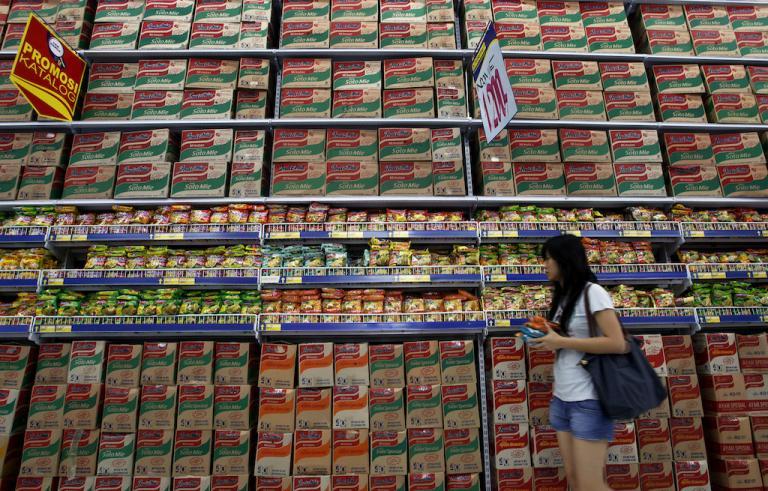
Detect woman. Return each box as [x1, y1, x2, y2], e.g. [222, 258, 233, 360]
[534, 234, 628, 491]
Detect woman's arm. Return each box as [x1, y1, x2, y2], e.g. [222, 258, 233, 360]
[537, 309, 627, 354]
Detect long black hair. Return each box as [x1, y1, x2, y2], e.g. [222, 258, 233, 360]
[542, 234, 598, 335]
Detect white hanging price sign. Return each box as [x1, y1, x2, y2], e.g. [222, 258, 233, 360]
[472, 22, 517, 143]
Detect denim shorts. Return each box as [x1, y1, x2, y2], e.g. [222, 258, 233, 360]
[549, 397, 615, 442]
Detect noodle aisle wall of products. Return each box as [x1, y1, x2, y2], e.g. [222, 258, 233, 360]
[0, 0, 765, 490]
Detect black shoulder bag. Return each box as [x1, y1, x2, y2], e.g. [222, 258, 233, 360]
[580, 284, 668, 420]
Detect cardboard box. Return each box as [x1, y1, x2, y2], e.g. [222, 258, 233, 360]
[531, 425, 562, 468]
[685, 4, 730, 28]
[272, 128, 326, 163]
[369, 345, 405, 388]
[105, 345, 142, 388]
[16, 478, 58, 491]
[177, 342, 213, 385]
[296, 388, 332, 430]
[670, 418, 706, 461]
[718, 163, 768, 197]
[214, 343, 256, 386]
[564, 163, 617, 196]
[331, 0, 378, 21]
[257, 389, 295, 433]
[383, 58, 433, 90]
[332, 429, 368, 474]
[173, 430, 211, 476]
[710, 458, 763, 490]
[378, 161, 432, 196]
[438, 341, 475, 385]
[134, 429, 173, 477]
[138, 20, 191, 50]
[379, 22, 427, 49]
[406, 385, 442, 429]
[229, 160, 263, 198]
[704, 416, 754, 458]
[333, 386, 368, 429]
[605, 464, 640, 490]
[668, 164, 722, 197]
[556, 90, 606, 121]
[87, 22, 141, 50]
[212, 430, 250, 475]
[238, 58, 270, 90]
[332, 61, 381, 91]
[609, 129, 662, 163]
[663, 336, 696, 376]
[604, 91, 655, 121]
[638, 462, 675, 491]
[436, 86, 466, 118]
[59, 429, 100, 477]
[752, 416, 768, 457]
[133, 478, 171, 491]
[495, 468, 532, 491]
[700, 374, 749, 415]
[96, 0, 145, 22]
[68, 342, 105, 385]
[745, 374, 768, 413]
[541, 24, 587, 52]
[614, 163, 666, 197]
[139, 385, 177, 431]
[559, 128, 610, 162]
[663, 133, 715, 166]
[599, 62, 650, 92]
[64, 383, 103, 430]
[552, 60, 601, 90]
[404, 341, 440, 385]
[0, 388, 25, 435]
[713, 132, 766, 166]
[255, 432, 292, 477]
[27, 385, 66, 430]
[527, 382, 552, 426]
[281, 20, 330, 48]
[235, 89, 268, 119]
[478, 129, 511, 162]
[141, 343, 177, 386]
[444, 429, 481, 474]
[332, 475, 369, 491]
[382, 89, 434, 118]
[433, 60, 464, 90]
[369, 431, 407, 476]
[0, 164, 20, 199]
[667, 375, 704, 417]
[334, 344, 369, 387]
[380, 0, 425, 22]
[702, 64, 751, 94]
[183, 59, 239, 89]
[706, 93, 760, 124]
[35, 345, 70, 386]
[20, 429, 62, 477]
[292, 477, 330, 491]
[0, 133, 30, 165]
[96, 433, 135, 477]
[585, 24, 634, 52]
[510, 87, 558, 119]
[442, 384, 480, 429]
[177, 385, 214, 430]
[29, 132, 68, 167]
[369, 388, 404, 432]
[693, 333, 739, 375]
[636, 418, 672, 463]
[749, 66, 768, 95]
[492, 380, 528, 424]
[62, 165, 116, 200]
[527, 344, 555, 383]
[737, 334, 768, 373]
[237, 21, 270, 50]
[298, 343, 334, 388]
[408, 429, 444, 473]
[494, 423, 530, 469]
[118, 129, 176, 165]
[172, 477, 210, 491]
[293, 429, 331, 475]
[258, 344, 296, 389]
[652, 65, 704, 94]
[170, 162, 227, 198]
[329, 21, 379, 48]
[675, 462, 711, 491]
[692, 28, 740, 56]
[143, 0, 194, 21]
[213, 385, 254, 431]
[643, 29, 693, 55]
[14, 166, 56, 198]
[0, 345, 34, 391]
[656, 93, 706, 122]
[379, 128, 430, 162]
[70, 132, 120, 167]
[325, 128, 376, 162]
[282, 0, 330, 19]
[81, 93, 133, 120]
[271, 161, 326, 196]
[194, 0, 242, 22]
[114, 162, 171, 199]
[282, 58, 332, 89]
[101, 387, 139, 433]
[608, 423, 639, 464]
[332, 89, 382, 118]
[759, 94, 768, 123]
[505, 58, 553, 89]
[637, 335, 669, 377]
[134, 60, 187, 91]
[507, 129, 559, 162]
[488, 337, 525, 380]
[280, 88, 331, 118]
[181, 89, 234, 119]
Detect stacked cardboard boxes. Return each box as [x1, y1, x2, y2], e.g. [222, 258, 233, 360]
[2, 0, 92, 55]
[91, 0, 270, 50]
[0, 132, 69, 200]
[255, 340, 483, 491]
[488, 334, 717, 490]
[0, 344, 36, 486]
[279, 0, 456, 49]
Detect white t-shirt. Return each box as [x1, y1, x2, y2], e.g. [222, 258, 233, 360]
[553, 283, 614, 402]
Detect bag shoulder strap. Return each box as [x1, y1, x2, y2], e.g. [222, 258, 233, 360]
[584, 282, 629, 340]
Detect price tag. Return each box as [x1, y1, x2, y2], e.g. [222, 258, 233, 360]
[564, 230, 582, 237]
[260, 276, 279, 284]
[688, 231, 705, 238]
[391, 231, 409, 239]
[46, 278, 63, 286]
[346, 231, 364, 239]
[264, 324, 282, 331]
[55, 235, 71, 242]
[485, 231, 502, 238]
[329, 231, 348, 239]
[162, 277, 195, 286]
[695, 272, 712, 280]
[399, 275, 430, 283]
[472, 22, 517, 142]
[269, 232, 300, 240]
[762, 230, 768, 238]
[752, 271, 768, 279]
[71, 234, 87, 242]
[285, 277, 302, 284]
[490, 274, 508, 283]
[704, 316, 721, 324]
[155, 233, 184, 241]
[494, 319, 511, 327]
[39, 325, 70, 333]
[623, 230, 651, 238]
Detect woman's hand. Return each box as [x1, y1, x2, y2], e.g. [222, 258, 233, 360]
[532, 327, 566, 351]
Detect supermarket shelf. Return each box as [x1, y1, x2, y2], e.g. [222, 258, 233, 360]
[265, 196, 478, 209]
[688, 263, 768, 282]
[82, 49, 275, 62]
[260, 266, 482, 288]
[0, 227, 48, 247]
[696, 306, 768, 328]
[49, 224, 262, 246]
[72, 119, 272, 133]
[275, 48, 468, 60]
[485, 308, 698, 330]
[41, 268, 260, 290]
[271, 117, 474, 129]
[0, 316, 33, 338]
[482, 263, 690, 286]
[475, 196, 678, 208]
[681, 222, 768, 243]
[34, 314, 257, 338]
[259, 312, 487, 334]
[479, 221, 681, 242]
[263, 221, 479, 243]
[0, 270, 42, 292]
